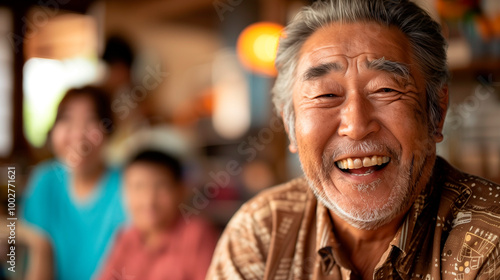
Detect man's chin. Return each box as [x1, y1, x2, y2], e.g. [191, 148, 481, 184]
[326, 196, 404, 230]
[305, 176, 409, 230]
[325, 169, 400, 209]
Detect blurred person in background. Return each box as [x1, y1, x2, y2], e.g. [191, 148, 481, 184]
[98, 35, 164, 166]
[21, 86, 127, 280]
[97, 150, 218, 280]
[100, 35, 135, 97]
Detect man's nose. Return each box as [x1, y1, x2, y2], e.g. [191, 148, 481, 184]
[337, 93, 380, 140]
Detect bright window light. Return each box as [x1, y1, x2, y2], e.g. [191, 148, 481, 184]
[23, 56, 98, 147]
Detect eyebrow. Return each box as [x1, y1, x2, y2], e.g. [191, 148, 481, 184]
[302, 62, 344, 81]
[301, 57, 415, 87]
[366, 57, 414, 86]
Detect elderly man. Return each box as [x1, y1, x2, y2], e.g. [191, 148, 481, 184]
[207, 0, 500, 279]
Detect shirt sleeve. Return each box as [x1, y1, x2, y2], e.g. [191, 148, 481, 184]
[206, 205, 269, 280]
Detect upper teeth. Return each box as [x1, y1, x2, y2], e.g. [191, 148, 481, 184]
[336, 156, 390, 169]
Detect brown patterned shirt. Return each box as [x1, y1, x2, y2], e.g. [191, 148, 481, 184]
[207, 157, 500, 279]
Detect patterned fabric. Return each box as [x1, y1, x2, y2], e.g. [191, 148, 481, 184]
[207, 157, 500, 279]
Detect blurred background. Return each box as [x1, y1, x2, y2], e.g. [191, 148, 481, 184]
[0, 0, 498, 277]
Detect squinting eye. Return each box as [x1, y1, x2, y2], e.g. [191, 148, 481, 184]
[380, 88, 398, 93]
[317, 93, 338, 98]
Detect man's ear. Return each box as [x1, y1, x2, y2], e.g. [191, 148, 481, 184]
[433, 86, 449, 143]
[281, 111, 298, 153]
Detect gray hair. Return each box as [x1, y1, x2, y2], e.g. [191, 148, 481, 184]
[272, 0, 449, 143]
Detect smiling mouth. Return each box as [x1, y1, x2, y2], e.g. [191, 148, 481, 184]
[335, 155, 390, 176]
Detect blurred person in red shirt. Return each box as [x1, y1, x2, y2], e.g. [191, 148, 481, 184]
[97, 150, 218, 280]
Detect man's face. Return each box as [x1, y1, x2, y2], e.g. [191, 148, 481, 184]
[292, 22, 444, 229]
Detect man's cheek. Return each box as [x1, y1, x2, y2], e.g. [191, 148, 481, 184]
[297, 120, 333, 153]
[295, 113, 319, 139]
[297, 139, 322, 169]
[402, 137, 434, 166]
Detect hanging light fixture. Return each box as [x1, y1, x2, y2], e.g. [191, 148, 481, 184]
[236, 22, 284, 77]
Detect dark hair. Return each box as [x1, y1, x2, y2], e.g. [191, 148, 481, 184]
[102, 35, 135, 68]
[126, 150, 183, 183]
[54, 86, 114, 134]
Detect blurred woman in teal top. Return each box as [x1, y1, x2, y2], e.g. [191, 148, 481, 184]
[21, 86, 127, 280]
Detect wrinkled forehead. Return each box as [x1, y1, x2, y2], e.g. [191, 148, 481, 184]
[297, 21, 414, 73]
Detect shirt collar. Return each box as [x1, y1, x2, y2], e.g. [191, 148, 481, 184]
[315, 204, 357, 274]
[314, 169, 440, 276]
[315, 204, 335, 274]
[392, 174, 443, 277]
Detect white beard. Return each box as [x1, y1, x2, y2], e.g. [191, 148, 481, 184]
[299, 140, 432, 230]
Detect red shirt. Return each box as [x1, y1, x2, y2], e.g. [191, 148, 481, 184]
[97, 217, 218, 280]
